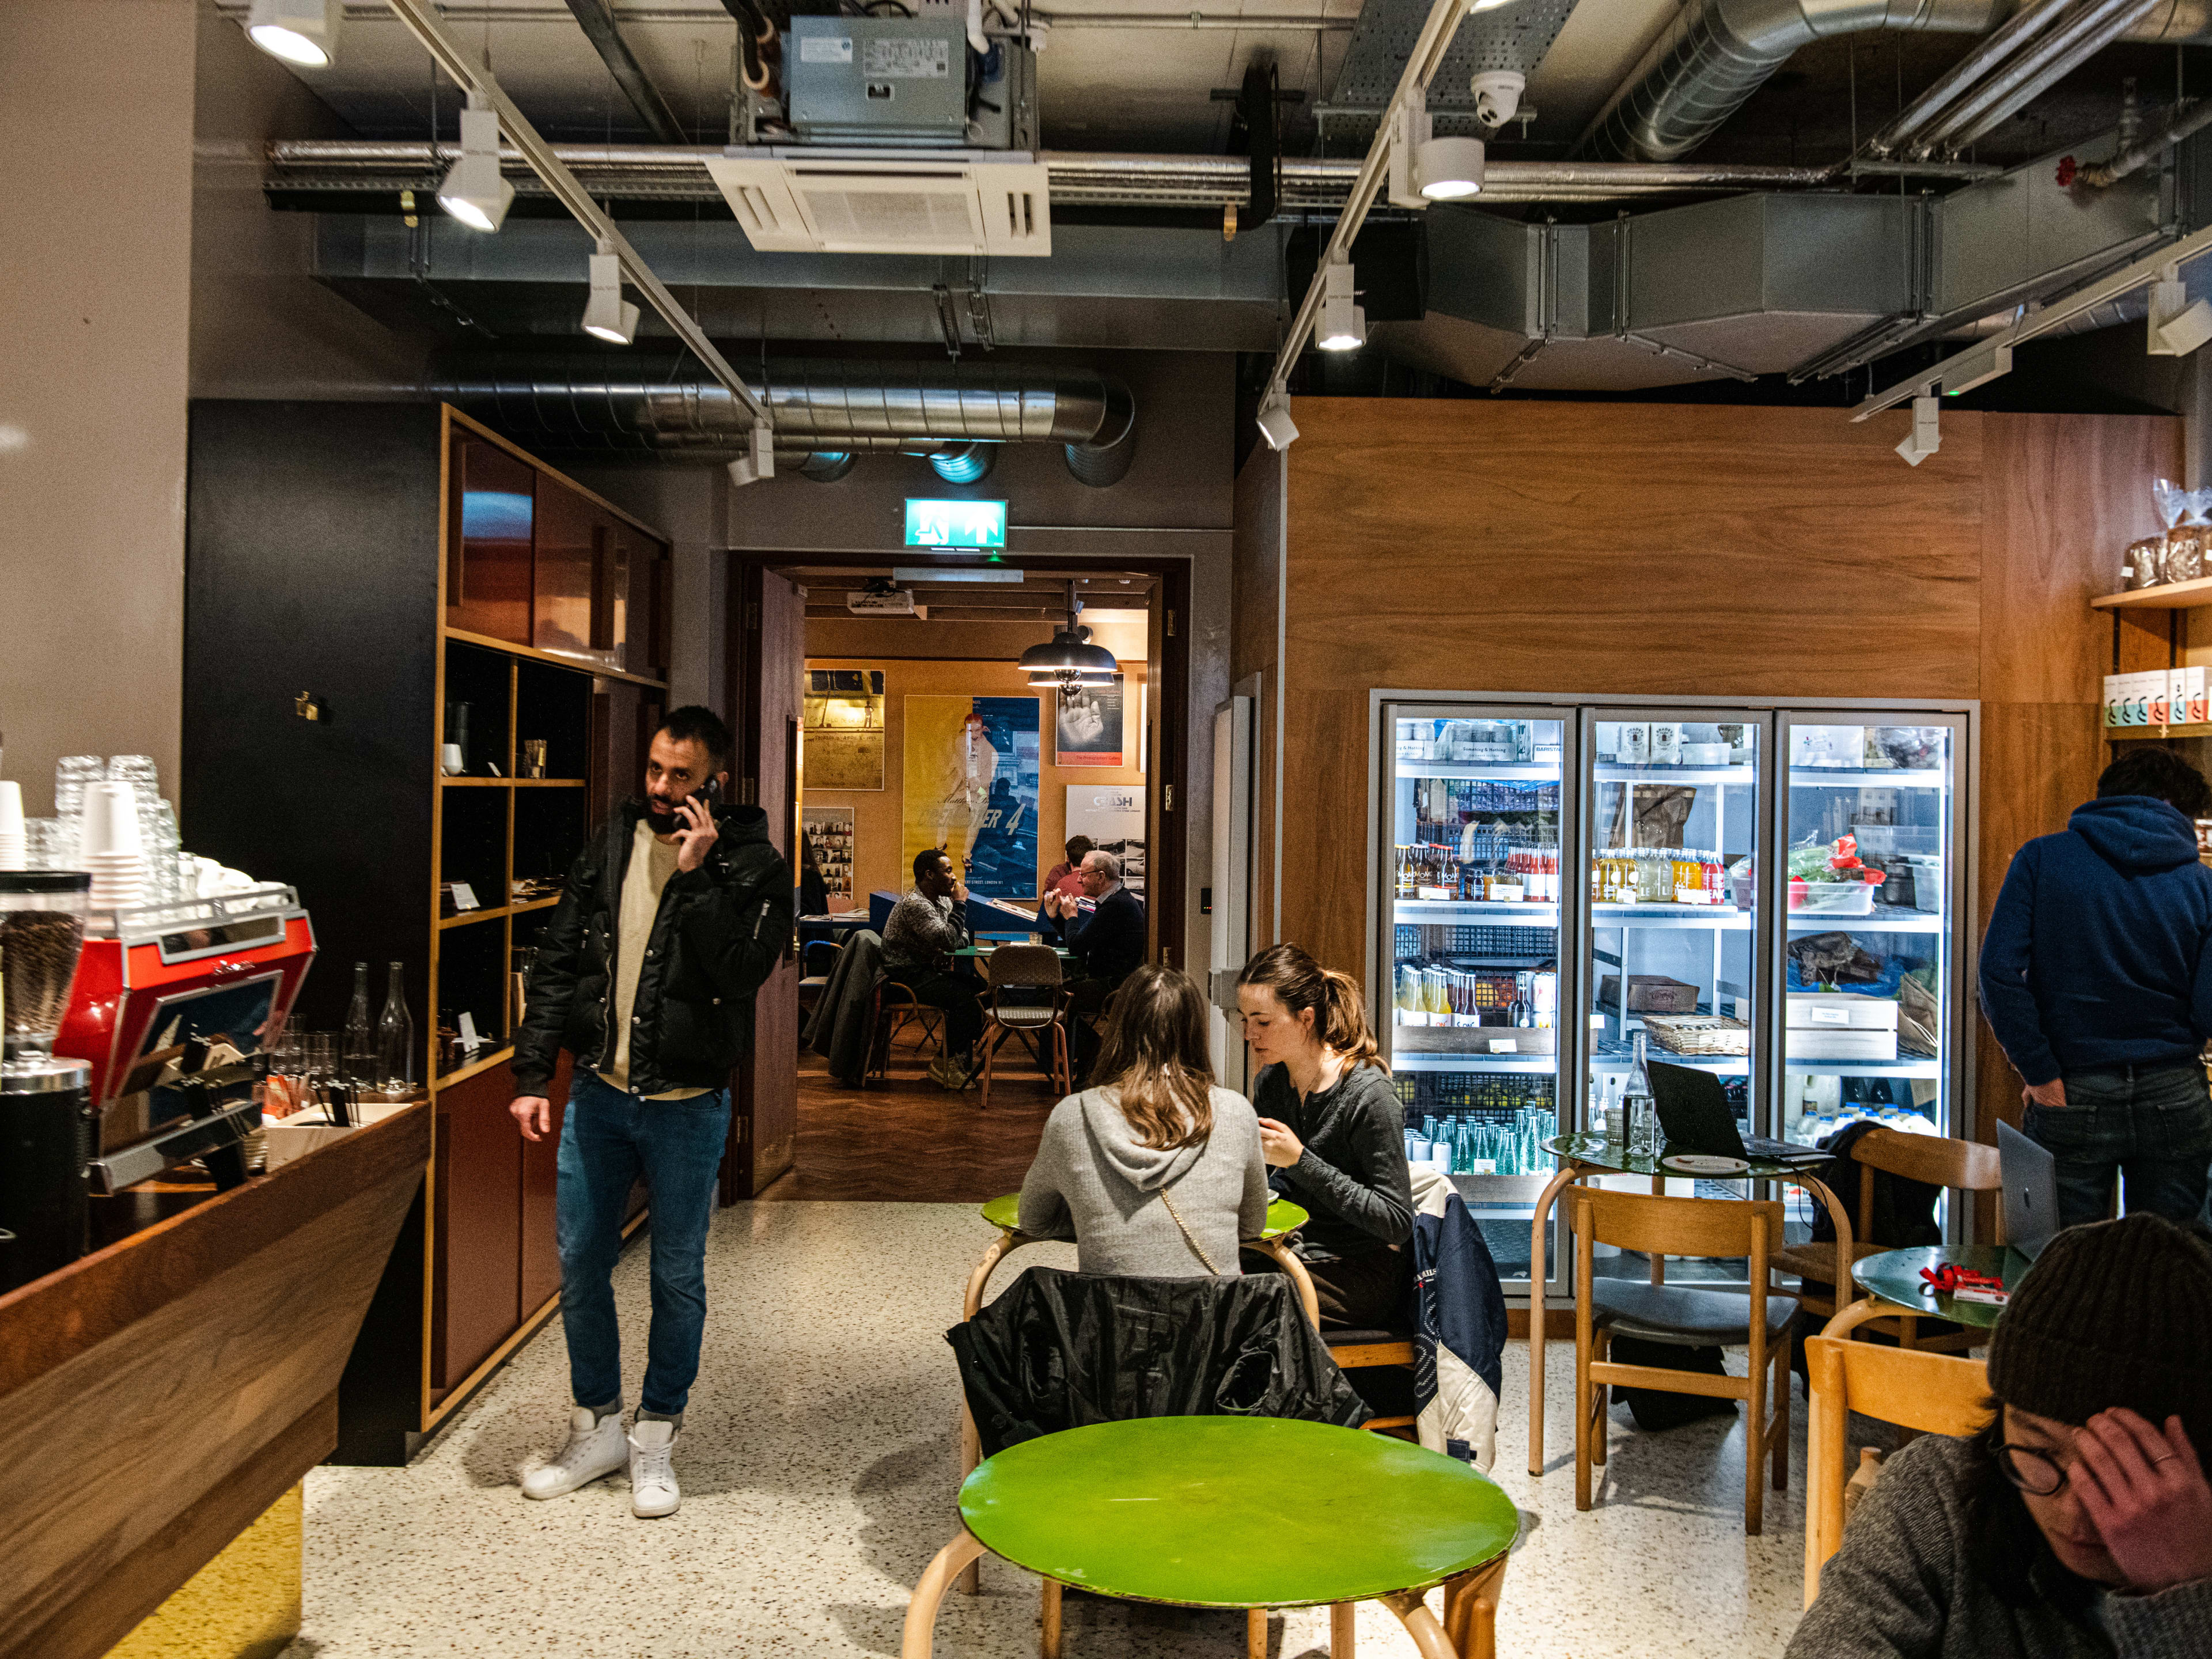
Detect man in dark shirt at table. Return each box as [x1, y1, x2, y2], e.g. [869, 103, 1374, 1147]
[884, 848, 984, 1092]
[1041, 849, 1147, 1078]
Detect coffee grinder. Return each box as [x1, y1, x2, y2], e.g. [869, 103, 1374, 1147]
[0, 871, 94, 1293]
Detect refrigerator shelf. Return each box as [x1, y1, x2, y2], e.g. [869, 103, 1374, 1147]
[1593, 764, 1754, 785]
[1393, 1052, 1559, 1074]
[1593, 904, 1753, 931]
[1393, 762, 1561, 781]
[1786, 911, 1943, 934]
[1395, 900, 1562, 921]
[1783, 1057, 1942, 1078]
[1788, 767, 1947, 789]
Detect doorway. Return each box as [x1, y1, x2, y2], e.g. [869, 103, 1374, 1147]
[726, 554, 1188, 1203]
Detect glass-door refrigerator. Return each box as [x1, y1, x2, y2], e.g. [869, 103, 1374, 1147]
[1384, 708, 1575, 1297]
[1772, 717, 1969, 1228]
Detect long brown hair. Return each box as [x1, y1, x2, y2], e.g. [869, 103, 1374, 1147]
[1237, 942, 1388, 1074]
[1091, 965, 1217, 1149]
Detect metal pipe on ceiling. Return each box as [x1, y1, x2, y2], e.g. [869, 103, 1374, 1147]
[1927, 0, 2168, 153]
[2077, 92, 2212, 184]
[264, 141, 1833, 207]
[1575, 0, 2212, 165]
[1860, 0, 2073, 156]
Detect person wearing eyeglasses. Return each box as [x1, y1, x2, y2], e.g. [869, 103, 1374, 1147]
[1789, 1212, 2212, 1658]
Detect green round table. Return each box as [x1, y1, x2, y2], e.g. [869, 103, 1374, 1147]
[980, 1191, 1308, 1240]
[1850, 1243, 2027, 1332]
[904, 1416, 1519, 1658]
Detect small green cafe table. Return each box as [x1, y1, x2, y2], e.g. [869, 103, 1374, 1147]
[1850, 1243, 2027, 1333]
[902, 1416, 1520, 1658]
[978, 1191, 1308, 1240]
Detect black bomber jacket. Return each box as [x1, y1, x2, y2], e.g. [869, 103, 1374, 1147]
[511, 798, 793, 1098]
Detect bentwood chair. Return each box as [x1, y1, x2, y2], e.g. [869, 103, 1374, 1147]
[1802, 1308, 1989, 1606]
[1571, 1187, 1795, 1535]
[976, 944, 1070, 1109]
[1770, 1126, 2002, 1351]
[798, 938, 841, 1025]
[866, 979, 943, 1086]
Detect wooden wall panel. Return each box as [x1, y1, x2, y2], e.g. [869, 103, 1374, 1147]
[432, 1062, 523, 1391]
[1270, 397, 2180, 1158]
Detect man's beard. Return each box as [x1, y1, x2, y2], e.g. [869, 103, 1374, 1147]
[646, 798, 680, 832]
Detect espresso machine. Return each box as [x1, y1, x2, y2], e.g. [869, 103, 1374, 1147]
[0, 871, 94, 1293]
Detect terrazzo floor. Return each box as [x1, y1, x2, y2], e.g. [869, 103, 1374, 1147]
[289, 1202, 1843, 1658]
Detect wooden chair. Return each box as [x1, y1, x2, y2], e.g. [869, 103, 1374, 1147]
[1770, 1126, 2003, 1351]
[797, 938, 840, 1025]
[1571, 1187, 1794, 1535]
[1802, 1310, 1991, 1607]
[866, 979, 942, 1086]
[977, 944, 1070, 1109]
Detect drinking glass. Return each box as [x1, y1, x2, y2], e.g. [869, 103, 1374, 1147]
[266, 1031, 305, 1118]
[305, 1033, 336, 1117]
[107, 755, 160, 801]
[54, 756, 103, 819]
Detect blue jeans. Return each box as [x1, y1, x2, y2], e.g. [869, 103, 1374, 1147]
[2023, 1063, 2212, 1231]
[555, 1071, 731, 1416]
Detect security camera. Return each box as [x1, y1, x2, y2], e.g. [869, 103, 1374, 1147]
[1470, 70, 1524, 130]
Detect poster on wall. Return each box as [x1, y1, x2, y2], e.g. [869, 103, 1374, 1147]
[804, 669, 886, 791]
[801, 806, 856, 911]
[904, 696, 1040, 900]
[1055, 675, 1126, 767]
[1066, 783, 1147, 898]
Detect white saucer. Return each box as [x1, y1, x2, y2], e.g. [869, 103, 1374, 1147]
[1660, 1153, 1751, 1176]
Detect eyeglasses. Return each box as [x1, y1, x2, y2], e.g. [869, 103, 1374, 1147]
[1995, 1443, 2068, 1497]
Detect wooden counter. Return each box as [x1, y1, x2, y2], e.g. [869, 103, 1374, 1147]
[0, 1102, 430, 1659]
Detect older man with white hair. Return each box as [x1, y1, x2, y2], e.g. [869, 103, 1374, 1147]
[1041, 847, 1148, 1080]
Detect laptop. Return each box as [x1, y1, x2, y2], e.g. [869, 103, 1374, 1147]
[1649, 1062, 1829, 1166]
[1998, 1120, 2059, 1262]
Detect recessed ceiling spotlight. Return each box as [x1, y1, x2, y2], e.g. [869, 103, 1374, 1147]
[247, 0, 339, 66]
[437, 93, 514, 233]
[581, 241, 640, 344]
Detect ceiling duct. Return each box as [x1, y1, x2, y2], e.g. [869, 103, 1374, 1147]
[429, 355, 1137, 483]
[1574, 0, 2212, 164]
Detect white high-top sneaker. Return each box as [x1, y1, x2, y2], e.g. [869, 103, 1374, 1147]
[521, 1407, 628, 1500]
[628, 1419, 681, 1518]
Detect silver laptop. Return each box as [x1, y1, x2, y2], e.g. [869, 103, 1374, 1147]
[1998, 1120, 2059, 1262]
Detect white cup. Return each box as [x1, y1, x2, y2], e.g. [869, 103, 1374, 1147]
[0, 782, 21, 839]
[81, 781, 144, 859]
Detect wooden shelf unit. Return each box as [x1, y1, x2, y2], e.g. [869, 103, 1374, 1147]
[2096, 573, 2212, 752]
[2091, 575, 2212, 610]
[183, 401, 671, 1465]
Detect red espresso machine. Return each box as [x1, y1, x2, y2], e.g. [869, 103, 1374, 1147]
[56, 884, 317, 1198]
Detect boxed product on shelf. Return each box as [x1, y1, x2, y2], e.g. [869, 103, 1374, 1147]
[1641, 1013, 1749, 1055]
[1786, 991, 1900, 1031]
[1597, 973, 1700, 1012]
[2172, 665, 2208, 726]
[1790, 725, 1864, 767]
[2104, 671, 2169, 728]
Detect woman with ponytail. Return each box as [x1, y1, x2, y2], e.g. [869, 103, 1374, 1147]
[1017, 965, 1270, 1278]
[1236, 944, 1414, 1330]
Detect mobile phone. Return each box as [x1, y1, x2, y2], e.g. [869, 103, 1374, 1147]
[688, 777, 722, 813]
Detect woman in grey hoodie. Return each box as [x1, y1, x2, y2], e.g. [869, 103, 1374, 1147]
[1017, 965, 1270, 1277]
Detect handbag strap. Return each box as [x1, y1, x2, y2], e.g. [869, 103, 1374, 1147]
[1157, 1183, 1222, 1276]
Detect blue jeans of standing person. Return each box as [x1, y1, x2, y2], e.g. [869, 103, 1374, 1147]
[2022, 1062, 2212, 1231]
[556, 1070, 732, 1418]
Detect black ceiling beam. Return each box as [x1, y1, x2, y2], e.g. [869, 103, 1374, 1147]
[563, 0, 688, 145]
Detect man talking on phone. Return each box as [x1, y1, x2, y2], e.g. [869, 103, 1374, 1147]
[506, 706, 791, 1518]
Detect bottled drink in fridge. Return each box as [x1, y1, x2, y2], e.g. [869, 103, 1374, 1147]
[1624, 1032, 1659, 1157]
[378, 960, 415, 1094]
[342, 962, 376, 1085]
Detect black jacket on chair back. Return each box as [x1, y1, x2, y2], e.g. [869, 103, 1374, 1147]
[512, 799, 793, 1098]
[948, 1265, 1370, 1458]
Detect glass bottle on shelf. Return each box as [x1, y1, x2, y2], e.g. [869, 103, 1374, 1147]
[378, 960, 415, 1094]
[1624, 1032, 1658, 1157]
[342, 962, 376, 1085]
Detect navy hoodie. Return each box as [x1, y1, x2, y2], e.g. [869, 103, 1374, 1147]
[1977, 795, 2212, 1084]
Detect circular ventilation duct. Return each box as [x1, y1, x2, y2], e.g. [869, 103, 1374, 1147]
[929, 442, 997, 484]
[796, 450, 855, 483]
[1064, 380, 1137, 487]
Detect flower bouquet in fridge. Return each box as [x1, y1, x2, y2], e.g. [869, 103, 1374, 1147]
[1786, 834, 1888, 914]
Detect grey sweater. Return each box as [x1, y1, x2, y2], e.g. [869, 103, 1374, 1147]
[1788, 1434, 2212, 1659]
[1017, 1086, 1271, 1277]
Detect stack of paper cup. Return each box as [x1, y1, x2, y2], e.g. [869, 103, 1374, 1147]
[0, 782, 23, 870]
[82, 781, 146, 908]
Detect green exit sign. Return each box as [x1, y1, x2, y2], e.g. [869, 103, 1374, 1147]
[905, 498, 1007, 549]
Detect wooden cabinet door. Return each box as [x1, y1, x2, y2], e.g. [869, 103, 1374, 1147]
[517, 1052, 573, 1317]
[432, 1060, 524, 1392]
[445, 439, 535, 645]
[532, 479, 600, 661]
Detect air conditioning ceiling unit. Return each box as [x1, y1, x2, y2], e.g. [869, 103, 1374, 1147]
[707, 149, 1051, 256]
